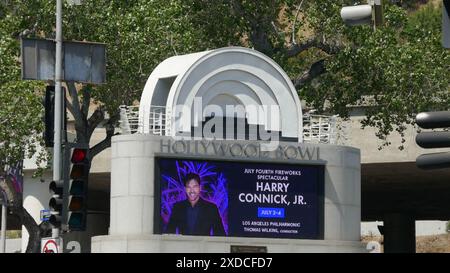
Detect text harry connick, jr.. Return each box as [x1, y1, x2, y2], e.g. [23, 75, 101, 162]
[238, 168, 307, 206]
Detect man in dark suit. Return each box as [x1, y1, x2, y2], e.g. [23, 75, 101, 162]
[166, 173, 225, 236]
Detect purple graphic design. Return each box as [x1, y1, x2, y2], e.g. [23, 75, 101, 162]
[0, 162, 23, 205]
[160, 160, 228, 234]
[8, 162, 24, 194]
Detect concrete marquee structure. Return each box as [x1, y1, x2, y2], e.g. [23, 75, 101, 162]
[138, 47, 303, 141]
[91, 135, 364, 252]
[91, 47, 364, 252]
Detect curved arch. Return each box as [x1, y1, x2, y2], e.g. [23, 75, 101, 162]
[138, 51, 211, 133]
[139, 47, 303, 141]
[193, 79, 281, 130]
[204, 93, 247, 119]
[171, 48, 301, 139]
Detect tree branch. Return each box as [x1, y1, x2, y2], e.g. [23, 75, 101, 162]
[87, 107, 105, 139]
[230, 0, 246, 19]
[89, 114, 119, 159]
[293, 59, 326, 89]
[1, 175, 40, 253]
[81, 86, 91, 121]
[9, 206, 40, 253]
[287, 38, 342, 57]
[249, 25, 274, 54]
[66, 82, 88, 142]
[292, 0, 305, 45]
[65, 97, 75, 119]
[230, 0, 274, 54]
[66, 82, 82, 122]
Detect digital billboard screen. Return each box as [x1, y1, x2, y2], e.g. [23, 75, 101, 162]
[155, 158, 324, 239]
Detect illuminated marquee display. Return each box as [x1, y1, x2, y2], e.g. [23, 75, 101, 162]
[155, 158, 324, 239]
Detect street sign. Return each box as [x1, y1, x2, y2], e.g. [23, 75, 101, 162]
[41, 237, 63, 253]
[21, 38, 55, 81]
[21, 38, 106, 84]
[40, 210, 51, 222]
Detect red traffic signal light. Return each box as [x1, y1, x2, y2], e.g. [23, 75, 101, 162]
[66, 146, 89, 231]
[71, 148, 87, 163]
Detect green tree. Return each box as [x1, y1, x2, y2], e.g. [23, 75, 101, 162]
[1, 0, 448, 252]
[299, 2, 449, 148]
[1, 0, 241, 252]
[170, 1, 448, 147]
[0, 0, 50, 253]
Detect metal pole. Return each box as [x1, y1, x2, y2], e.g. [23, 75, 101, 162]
[53, 0, 63, 237]
[373, 0, 384, 29]
[1, 204, 6, 253]
[51, 228, 59, 239]
[54, 0, 62, 182]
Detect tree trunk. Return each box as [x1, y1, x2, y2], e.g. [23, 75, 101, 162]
[1, 176, 41, 253]
[9, 205, 41, 253]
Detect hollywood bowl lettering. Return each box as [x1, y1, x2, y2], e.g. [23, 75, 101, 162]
[160, 139, 320, 161]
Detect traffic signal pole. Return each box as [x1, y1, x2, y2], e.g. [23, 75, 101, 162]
[1, 203, 6, 253]
[373, 0, 384, 29]
[52, 0, 63, 239]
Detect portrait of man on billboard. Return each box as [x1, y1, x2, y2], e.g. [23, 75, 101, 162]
[166, 173, 226, 236]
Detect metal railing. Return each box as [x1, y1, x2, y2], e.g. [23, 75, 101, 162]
[119, 105, 140, 135]
[119, 105, 167, 136]
[119, 105, 348, 144]
[302, 114, 348, 145]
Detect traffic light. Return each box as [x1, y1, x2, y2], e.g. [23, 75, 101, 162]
[415, 111, 450, 169]
[48, 180, 64, 227]
[340, 0, 384, 27]
[341, 4, 373, 26]
[65, 144, 90, 231]
[43, 85, 67, 147]
[43, 86, 55, 147]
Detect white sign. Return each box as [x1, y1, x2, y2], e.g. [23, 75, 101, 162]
[41, 237, 63, 253]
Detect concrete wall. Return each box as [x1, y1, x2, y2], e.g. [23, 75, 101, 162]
[346, 115, 448, 164]
[92, 134, 364, 252]
[21, 172, 53, 252]
[5, 239, 21, 253]
[92, 234, 366, 253]
[415, 221, 448, 236]
[362, 220, 449, 236]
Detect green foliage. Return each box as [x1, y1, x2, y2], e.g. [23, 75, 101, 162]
[300, 2, 449, 148]
[0, 3, 48, 173]
[0, 0, 449, 170]
[60, 0, 241, 114]
[1, 0, 242, 171]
